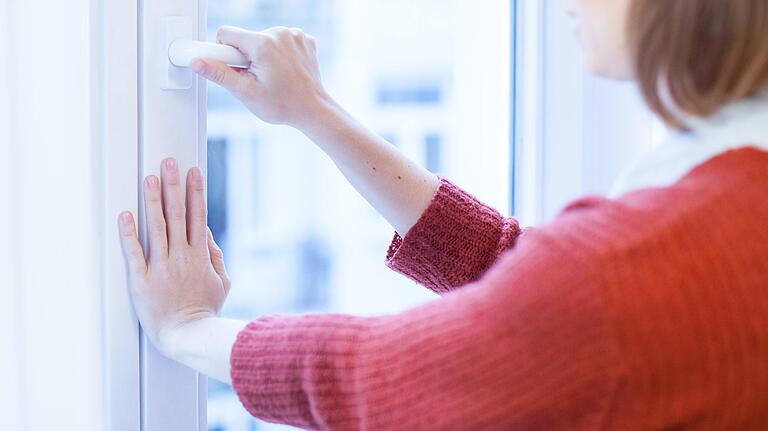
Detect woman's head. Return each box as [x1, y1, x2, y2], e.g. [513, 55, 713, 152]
[568, 0, 768, 128]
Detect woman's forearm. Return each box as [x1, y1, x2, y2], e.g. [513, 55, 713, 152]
[165, 317, 248, 385]
[299, 96, 440, 236]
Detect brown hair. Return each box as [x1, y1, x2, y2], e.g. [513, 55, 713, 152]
[628, 0, 768, 128]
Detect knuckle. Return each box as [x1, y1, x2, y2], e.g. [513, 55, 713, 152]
[217, 25, 235, 41]
[167, 204, 185, 220]
[232, 78, 253, 96]
[196, 211, 209, 225]
[149, 219, 166, 234]
[212, 68, 229, 85]
[259, 35, 278, 52]
[211, 247, 224, 260]
[192, 202, 208, 216]
[251, 33, 270, 47]
[192, 215, 208, 229]
[129, 246, 145, 260]
[120, 226, 135, 238]
[272, 25, 290, 34]
[273, 27, 293, 41]
[147, 189, 162, 203]
[191, 179, 205, 192]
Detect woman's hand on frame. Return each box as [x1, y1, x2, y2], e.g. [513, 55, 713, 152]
[117, 158, 231, 358]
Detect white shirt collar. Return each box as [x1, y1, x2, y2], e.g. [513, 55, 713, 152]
[609, 91, 768, 198]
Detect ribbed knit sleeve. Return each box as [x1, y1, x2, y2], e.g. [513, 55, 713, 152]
[385, 175, 522, 294]
[231, 222, 622, 430]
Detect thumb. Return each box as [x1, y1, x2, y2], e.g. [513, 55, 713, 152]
[191, 59, 248, 93]
[207, 228, 230, 291]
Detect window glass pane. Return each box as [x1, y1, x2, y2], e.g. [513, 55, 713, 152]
[206, 1, 511, 429]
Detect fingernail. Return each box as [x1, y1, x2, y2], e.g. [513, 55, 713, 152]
[207, 227, 214, 239]
[165, 158, 177, 172]
[146, 176, 159, 189]
[119, 212, 132, 226]
[190, 60, 206, 74]
[192, 166, 203, 180]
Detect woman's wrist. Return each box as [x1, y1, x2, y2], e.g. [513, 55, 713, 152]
[156, 312, 217, 360]
[292, 91, 347, 140]
[161, 316, 248, 385]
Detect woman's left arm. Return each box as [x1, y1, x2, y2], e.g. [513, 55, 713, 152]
[224, 230, 622, 430]
[119, 162, 622, 429]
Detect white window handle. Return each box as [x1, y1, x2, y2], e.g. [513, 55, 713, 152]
[168, 40, 249, 68]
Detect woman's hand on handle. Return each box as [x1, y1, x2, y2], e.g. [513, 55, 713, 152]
[191, 26, 329, 130]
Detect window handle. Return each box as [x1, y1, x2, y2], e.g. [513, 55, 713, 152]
[168, 40, 249, 69]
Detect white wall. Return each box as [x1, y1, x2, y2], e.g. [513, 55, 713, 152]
[0, 1, 105, 429]
[0, 1, 22, 429]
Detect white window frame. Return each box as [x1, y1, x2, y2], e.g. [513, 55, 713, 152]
[513, 0, 658, 226]
[101, 0, 140, 427]
[101, 0, 208, 429]
[0, 2, 21, 429]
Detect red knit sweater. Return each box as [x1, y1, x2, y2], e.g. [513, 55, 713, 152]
[230, 147, 768, 430]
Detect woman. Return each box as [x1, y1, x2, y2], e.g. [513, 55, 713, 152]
[118, 0, 768, 429]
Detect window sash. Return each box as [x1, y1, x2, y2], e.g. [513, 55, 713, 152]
[102, 0, 208, 429]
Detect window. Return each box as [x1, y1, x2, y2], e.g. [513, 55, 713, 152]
[205, 1, 512, 429]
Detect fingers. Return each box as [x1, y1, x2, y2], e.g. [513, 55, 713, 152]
[288, 27, 315, 51]
[161, 158, 188, 249]
[143, 161, 205, 256]
[144, 175, 168, 259]
[216, 25, 262, 52]
[207, 228, 231, 294]
[267, 26, 307, 46]
[186, 167, 207, 248]
[190, 59, 251, 95]
[118, 212, 147, 276]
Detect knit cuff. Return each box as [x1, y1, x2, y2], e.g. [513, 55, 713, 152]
[385, 175, 521, 294]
